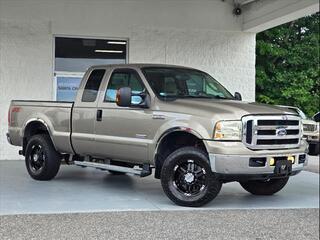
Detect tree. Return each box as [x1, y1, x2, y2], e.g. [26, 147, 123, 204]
[256, 13, 319, 117]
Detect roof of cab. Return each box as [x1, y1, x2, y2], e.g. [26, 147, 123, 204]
[88, 63, 198, 70]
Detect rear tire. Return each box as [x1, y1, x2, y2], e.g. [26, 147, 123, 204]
[239, 177, 289, 195]
[25, 134, 61, 181]
[161, 147, 222, 207]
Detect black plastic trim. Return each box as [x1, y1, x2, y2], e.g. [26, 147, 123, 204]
[216, 170, 301, 183]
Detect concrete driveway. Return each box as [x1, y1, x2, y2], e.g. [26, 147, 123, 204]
[305, 154, 320, 173]
[0, 157, 318, 215]
[0, 157, 319, 240]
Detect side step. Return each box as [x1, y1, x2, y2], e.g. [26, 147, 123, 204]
[74, 161, 151, 177]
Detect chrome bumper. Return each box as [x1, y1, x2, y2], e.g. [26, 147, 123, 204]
[209, 152, 307, 174]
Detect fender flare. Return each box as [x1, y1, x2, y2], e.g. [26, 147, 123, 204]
[23, 118, 51, 136]
[153, 127, 208, 179]
[155, 126, 205, 154]
[22, 118, 57, 153]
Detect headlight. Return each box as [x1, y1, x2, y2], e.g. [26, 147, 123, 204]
[213, 120, 242, 140]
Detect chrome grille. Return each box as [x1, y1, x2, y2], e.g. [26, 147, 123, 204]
[242, 115, 301, 150]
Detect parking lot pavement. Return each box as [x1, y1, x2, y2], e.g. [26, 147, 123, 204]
[1, 209, 319, 240]
[0, 160, 319, 215]
[305, 155, 319, 173]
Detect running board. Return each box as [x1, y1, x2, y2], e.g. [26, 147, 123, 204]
[74, 161, 151, 177]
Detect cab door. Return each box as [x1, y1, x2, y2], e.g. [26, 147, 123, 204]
[71, 68, 107, 156]
[94, 68, 153, 163]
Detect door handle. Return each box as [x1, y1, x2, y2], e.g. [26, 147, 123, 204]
[96, 109, 102, 121]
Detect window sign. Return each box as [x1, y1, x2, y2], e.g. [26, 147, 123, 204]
[56, 75, 83, 101]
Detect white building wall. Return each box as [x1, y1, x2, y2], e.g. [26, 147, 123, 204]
[0, 0, 256, 160]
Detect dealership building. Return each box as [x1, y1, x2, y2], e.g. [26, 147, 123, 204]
[0, 0, 318, 160]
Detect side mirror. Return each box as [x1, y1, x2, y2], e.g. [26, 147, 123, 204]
[116, 87, 132, 107]
[116, 87, 150, 108]
[234, 92, 242, 101]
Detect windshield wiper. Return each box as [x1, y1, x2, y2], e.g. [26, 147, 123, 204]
[178, 95, 231, 99]
[162, 94, 231, 100]
[178, 95, 213, 99]
[212, 95, 229, 99]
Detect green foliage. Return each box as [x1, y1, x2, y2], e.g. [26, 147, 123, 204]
[256, 13, 319, 117]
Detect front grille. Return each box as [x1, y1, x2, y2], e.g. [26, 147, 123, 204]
[303, 124, 316, 132]
[257, 120, 299, 126]
[243, 115, 301, 150]
[257, 139, 299, 145]
[257, 129, 299, 135]
[246, 120, 253, 143]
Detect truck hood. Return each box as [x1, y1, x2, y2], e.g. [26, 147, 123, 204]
[301, 119, 317, 125]
[157, 99, 298, 120]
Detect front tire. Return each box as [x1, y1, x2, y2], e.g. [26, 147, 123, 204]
[239, 177, 289, 195]
[309, 142, 319, 156]
[25, 134, 61, 181]
[161, 147, 222, 207]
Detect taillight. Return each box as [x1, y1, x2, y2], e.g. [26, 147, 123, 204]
[8, 107, 21, 126]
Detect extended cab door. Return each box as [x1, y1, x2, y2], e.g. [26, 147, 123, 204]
[71, 68, 107, 156]
[94, 67, 153, 163]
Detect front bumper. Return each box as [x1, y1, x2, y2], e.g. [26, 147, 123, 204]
[209, 152, 307, 175]
[6, 133, 12, 144]
[205, 140, 308, 175]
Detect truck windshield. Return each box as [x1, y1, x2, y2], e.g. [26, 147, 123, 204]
[142, 67, 234, 100]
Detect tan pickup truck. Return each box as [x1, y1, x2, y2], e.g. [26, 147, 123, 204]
[7, 64, 308, 207]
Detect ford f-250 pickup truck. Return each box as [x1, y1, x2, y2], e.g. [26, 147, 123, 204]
[7, 64, 308, 207]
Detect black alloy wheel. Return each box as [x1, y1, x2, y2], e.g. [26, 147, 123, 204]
[161, 147, 222, 207]
[28, 144, 46, 174]
[173, 159, 207, 196]
[25, 134, 61, 180]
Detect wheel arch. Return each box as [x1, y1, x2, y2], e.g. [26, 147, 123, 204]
[154, 127, 208, 179]
[22, 119, 57, 155]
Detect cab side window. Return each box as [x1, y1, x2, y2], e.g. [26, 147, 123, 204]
[82, 69, 105, 102]
[105, 69, 145, 104]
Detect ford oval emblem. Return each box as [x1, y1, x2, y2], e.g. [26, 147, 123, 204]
[276, 128, 287, 136]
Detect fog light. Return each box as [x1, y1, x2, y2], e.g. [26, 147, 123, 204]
[287, 156, 295, 164]
[269, 157, 275, 166]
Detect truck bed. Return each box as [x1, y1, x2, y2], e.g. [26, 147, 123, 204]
[8, 100, 74, 154]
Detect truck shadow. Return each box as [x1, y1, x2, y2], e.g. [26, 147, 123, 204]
[55, 168, 137, 190]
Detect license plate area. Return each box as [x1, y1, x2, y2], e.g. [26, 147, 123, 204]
[274, 160, 292, 175]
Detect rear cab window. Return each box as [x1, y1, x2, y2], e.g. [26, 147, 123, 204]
[82, 69, 106, 102]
